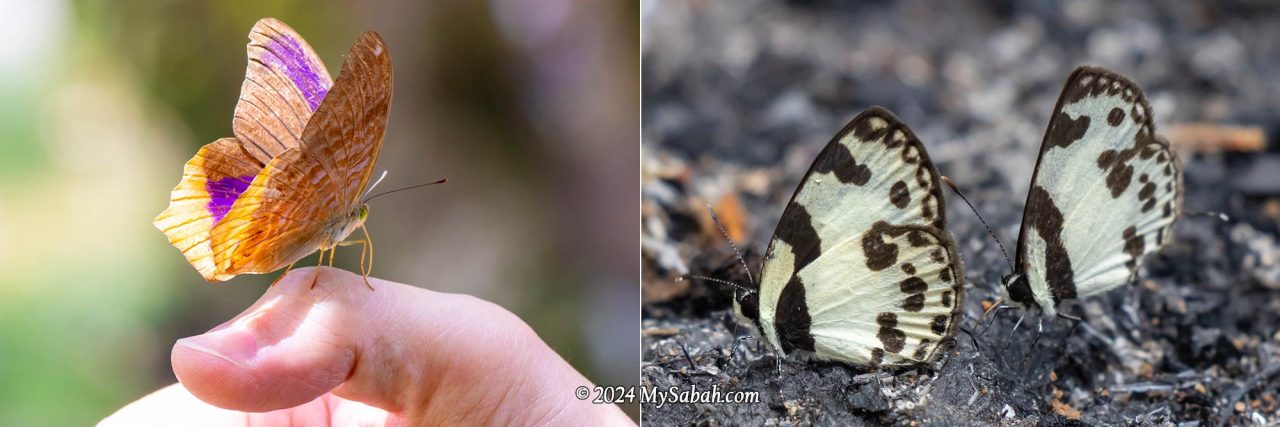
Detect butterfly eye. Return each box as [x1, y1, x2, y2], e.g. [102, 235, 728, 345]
[358, 205, 370, 222]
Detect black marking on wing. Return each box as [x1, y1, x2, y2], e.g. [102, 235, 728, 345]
[907, 230, 929, 247]
[876, 312, 906, 353]
[1097, 144, 1147, 198]
[1107, 107, 1126, 126]
[930, 248, 944, 263]
[931, 315, 948, 334]
[811, 143, 871, 185]
[1139, 180, 1157, 213]
[890, 180, 910, 209]
[862, 221, 899, 271]
[853, 116, 890, 142]
[900, 277, 927, 312]
[776, 276, 815, 354]
[776, 204, 821, 273]
[1123, 226, 1145, 269]
[913, 339, 932, 360]
[1025, 185, 1077, 304]
[1045, 112, 1090, 150]
[1061, 69, 1156, 133]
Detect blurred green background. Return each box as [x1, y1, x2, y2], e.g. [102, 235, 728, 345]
[0, 0, 639, 424]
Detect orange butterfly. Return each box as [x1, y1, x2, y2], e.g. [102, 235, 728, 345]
[155, 18, 392, 287]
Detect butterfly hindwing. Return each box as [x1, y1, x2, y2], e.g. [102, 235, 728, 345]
[207, 148, 333, 274]
[233, 18, 335, 165]
[153, 138, 263, 281]
[756, 107, 964, 366]
[1018, 66, 1180, 313]
[209, 31, 392, 276]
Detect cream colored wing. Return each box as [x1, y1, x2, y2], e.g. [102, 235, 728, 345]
[754, 107, 964, 367]
[1015, 66, 1180, 314]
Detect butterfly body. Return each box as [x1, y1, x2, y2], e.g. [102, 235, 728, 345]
[1001, 66, 1180, 316]
[732, 107, 964, 367]
[155, 18, 392, 283]
[321, 205, 369, 251]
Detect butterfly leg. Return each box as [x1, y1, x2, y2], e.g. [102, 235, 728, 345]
[1057, 311, 1083, 339]
[1004, 314, 1025, 349]
[978, 303, 1009, 338]
[958, 326, 980, 352]
[353, 239, 368, 277]
[677, 341, 695, 370]
[725, 312, 740, 364]
[336, 237, 374, 290]
[271, 262, 297, 287]
[360, 223, 374, 290]
[1024, 317, 1045, 363]
[310, 248, 326, 289]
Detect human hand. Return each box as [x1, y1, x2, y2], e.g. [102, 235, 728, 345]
[101, 267, 634, 426]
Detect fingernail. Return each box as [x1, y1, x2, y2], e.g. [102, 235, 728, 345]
[176, 323, 260, 366]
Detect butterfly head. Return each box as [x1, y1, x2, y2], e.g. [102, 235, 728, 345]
[348, 204, 370, 235]
[1000, 272, 1038, 310]
[730, 283, 762, 333]
[357, 204, 370, 224]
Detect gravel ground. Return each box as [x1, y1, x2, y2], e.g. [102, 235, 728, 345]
[641, 1, 1280, 425]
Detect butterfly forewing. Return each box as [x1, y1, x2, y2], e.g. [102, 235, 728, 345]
[232, 18, 334, 165]
[1018, 67, 1180, 313]
[209, 31, 392, 276]
[757, 107, 964, 366]
[298, 31, 392, 206]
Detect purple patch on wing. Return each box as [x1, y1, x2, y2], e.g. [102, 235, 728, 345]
[266, 35, 329, 111]
[206, 175, 254, 223]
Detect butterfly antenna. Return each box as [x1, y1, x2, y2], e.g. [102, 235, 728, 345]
[705, 201, 755, 286]
[362, 178, 448, 204]
[677, 274, 753, 295]
[942, 176, 1015, 273]
[362, 170, 390, 200]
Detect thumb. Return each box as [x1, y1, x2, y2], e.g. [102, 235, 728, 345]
[171, 267, 631, 425]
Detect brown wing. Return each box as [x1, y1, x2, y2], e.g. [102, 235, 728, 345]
[208, 32, 393, 277]
[208, 148, 332, 276]
[232, 18, 334, 165]
[298, 31, 392, 207]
